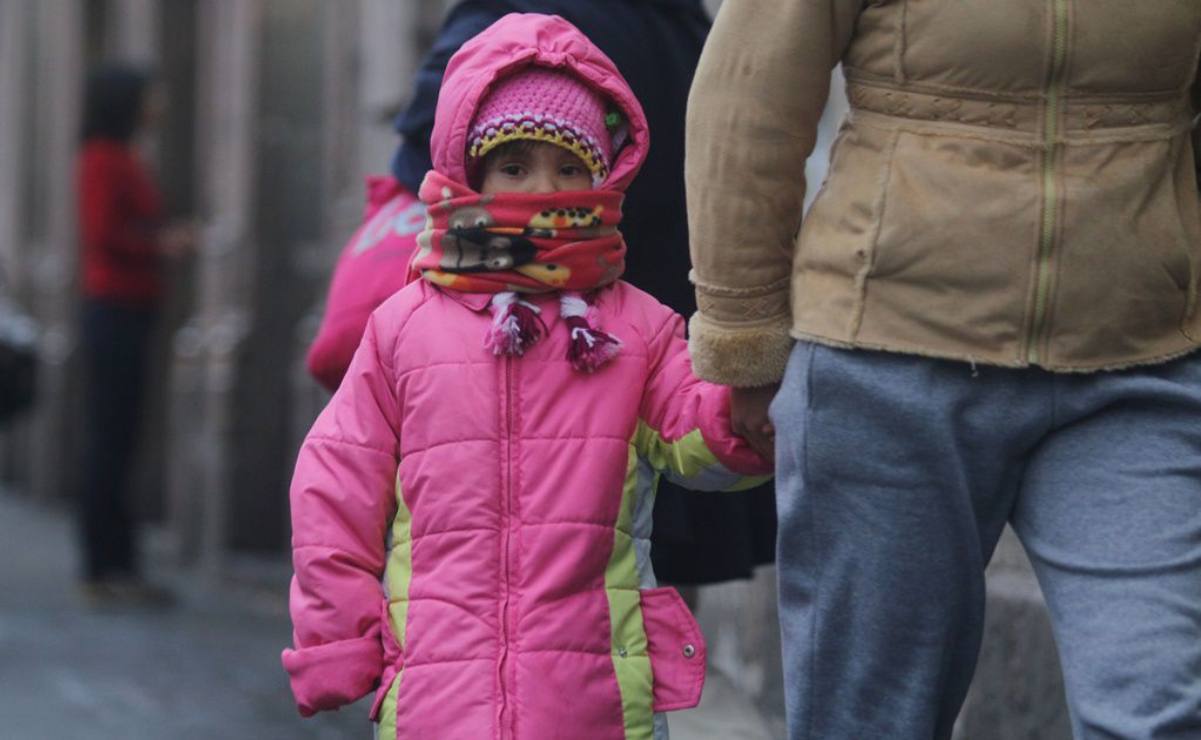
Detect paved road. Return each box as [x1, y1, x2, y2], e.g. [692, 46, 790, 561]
[0, 493, 773, 739]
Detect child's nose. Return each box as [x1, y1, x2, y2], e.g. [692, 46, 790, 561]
[529, 171, 558, 193]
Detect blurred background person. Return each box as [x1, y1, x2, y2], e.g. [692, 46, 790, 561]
[76, 63, 191, 604]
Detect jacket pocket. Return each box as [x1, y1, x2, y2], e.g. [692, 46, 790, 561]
[1164, 233, 1197, 340]
[370, 598, 405, 722]
[1176, 140, 1201, 339]
[1054, 138, 1200, 355]
[641, 587, 706, 712]
[793, 122, 900, 340]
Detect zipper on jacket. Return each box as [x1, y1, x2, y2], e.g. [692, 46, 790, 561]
[497, 355, 515, 739]
[1028, 0, 1069, 365]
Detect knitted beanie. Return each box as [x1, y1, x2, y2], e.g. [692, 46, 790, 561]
[468, 68, 618, 185]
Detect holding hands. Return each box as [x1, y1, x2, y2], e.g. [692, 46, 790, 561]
[730, 383, 779, 463]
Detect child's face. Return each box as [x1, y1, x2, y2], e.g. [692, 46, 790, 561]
[479, 142, 593, 195]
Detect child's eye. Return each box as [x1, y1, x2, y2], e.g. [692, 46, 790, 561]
[560, 165, 585, 178]
[500, 164, 524, 177]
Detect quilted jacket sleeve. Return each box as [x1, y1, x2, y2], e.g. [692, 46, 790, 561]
[685, 0, 862, 387]
[282, 313, 402, 717]
[637, 310, 773, 490]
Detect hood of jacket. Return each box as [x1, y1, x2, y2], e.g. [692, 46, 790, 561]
[430, 13, 650, 193]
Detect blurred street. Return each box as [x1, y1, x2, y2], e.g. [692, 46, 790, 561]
[0, 491, 774, 740]
[0, 491, 369, 739]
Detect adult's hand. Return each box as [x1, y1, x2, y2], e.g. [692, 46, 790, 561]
[730, 383, 780, 463]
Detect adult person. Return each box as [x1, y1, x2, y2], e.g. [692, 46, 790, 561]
[686, 2, 1201, 738]
[76, 64, 191, 604]
[308, 0, 777, 596]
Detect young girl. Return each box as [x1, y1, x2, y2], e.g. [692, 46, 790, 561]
[282, 13, 769, 739]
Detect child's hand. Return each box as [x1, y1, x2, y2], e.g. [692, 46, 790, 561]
[730, 383, 779, 463]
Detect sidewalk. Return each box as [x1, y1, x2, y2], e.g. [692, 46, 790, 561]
[0, 492, 774, 739]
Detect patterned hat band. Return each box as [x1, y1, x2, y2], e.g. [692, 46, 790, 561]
[468, 113, 611, 183]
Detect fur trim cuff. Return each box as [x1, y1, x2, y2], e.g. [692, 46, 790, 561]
[688, 312, 793, 387]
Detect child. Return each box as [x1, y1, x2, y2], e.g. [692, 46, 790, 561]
[282, 14, 769, 739]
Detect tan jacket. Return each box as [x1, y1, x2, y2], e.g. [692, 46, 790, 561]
[685, 0, 1201, 386]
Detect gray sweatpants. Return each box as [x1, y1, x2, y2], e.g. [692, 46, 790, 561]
[770, 341, 1201, 740]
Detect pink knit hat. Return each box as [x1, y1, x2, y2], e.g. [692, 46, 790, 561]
[467, 67, 619, 185]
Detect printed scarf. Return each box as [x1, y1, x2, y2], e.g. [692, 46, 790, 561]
[413, 171, 625, 372]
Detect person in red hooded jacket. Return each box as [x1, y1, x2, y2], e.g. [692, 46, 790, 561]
[76, 63, 192, 604]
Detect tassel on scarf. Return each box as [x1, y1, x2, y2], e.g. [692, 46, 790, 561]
[560, 292, 621, 373]
[483, 291, 621, 371]
[485, 292, 546, 357]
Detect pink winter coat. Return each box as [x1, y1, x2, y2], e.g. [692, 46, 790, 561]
[282, 14, 770, 740]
